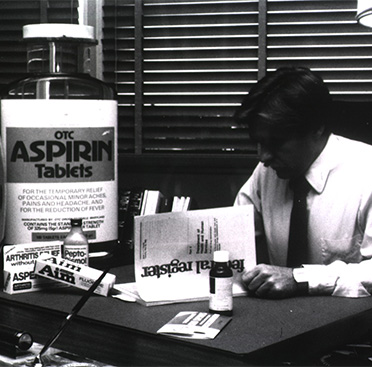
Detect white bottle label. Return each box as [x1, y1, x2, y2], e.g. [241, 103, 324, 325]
[64, 245, 89, 265]
[1, 100, 118, 245]
[209, 276, 233, 311]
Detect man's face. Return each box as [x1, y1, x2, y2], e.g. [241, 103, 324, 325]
[251, 122, 321, 180]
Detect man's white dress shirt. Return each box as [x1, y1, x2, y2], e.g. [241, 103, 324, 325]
[235, 134, 372, 297]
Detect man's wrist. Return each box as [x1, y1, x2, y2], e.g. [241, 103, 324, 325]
[292, 268, 309, 295]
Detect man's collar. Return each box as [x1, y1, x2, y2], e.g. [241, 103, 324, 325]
[304, 134, 338, 194]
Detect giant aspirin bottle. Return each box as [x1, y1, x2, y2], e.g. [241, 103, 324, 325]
[1, 23, 118, 268]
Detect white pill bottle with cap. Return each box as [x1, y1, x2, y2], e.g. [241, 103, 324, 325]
[0, 24, 117, 268]
[209, 250, 233, 316]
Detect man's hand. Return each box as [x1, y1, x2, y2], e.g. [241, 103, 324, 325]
[242, 264, 300, 299]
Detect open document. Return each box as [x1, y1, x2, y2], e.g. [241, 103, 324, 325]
[114, 205, 255, 306]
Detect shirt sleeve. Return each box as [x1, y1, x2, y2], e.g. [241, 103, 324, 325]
[234, 176, 256, 207]
[293, 261, 372, 297]
[234, 165, 272, 264]
[234, 180, 265, 242]
[234, 163, 265, 208]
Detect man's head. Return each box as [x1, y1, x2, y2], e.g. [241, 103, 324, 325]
[235, 67, 332, 179]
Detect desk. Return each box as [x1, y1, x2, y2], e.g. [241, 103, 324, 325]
[1, 266, 372, 366]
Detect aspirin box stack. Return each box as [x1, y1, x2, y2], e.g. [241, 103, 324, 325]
[3, 242, 64, 294]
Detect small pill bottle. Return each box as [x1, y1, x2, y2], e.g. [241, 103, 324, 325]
[1, 24, 118, 269]
[209, 250, 233, 316]
[63, 218, 89, 266]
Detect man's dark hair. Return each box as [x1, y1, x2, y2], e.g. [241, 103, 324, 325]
[235, 67, 332, 137]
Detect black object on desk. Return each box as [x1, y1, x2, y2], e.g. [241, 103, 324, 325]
[0, 324, 33, 358]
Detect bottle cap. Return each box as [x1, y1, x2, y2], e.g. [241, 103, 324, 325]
[213, 250, 229, 262]
[23, 24, 96, 42]
[71, 218, 83, 227]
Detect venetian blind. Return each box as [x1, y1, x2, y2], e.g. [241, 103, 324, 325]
[103, 0, 259, 154]
[267, 0, 372, 102]
[0, 0, 79, 91]
[103, 0, 372, 154]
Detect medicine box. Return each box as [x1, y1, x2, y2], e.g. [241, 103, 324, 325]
[3, 242, 64, 294]
[34, 253, 116, 296]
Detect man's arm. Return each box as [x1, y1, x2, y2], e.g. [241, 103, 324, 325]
[242, 264, 308, 299]
[242, 260, 372, 299]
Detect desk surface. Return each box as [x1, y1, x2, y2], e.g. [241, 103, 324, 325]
[1, 266, 372, 366]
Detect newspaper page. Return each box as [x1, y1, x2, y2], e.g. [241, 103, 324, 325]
[133, 205, 255, 305]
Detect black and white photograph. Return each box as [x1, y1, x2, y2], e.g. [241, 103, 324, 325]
[1, 1, 372, 366]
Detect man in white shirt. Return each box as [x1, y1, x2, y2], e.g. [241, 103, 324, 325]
[234, 67, 372, 298]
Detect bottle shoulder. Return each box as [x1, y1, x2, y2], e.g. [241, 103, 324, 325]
[64, 230, 89, 246]
[2, 73, 116, 100]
